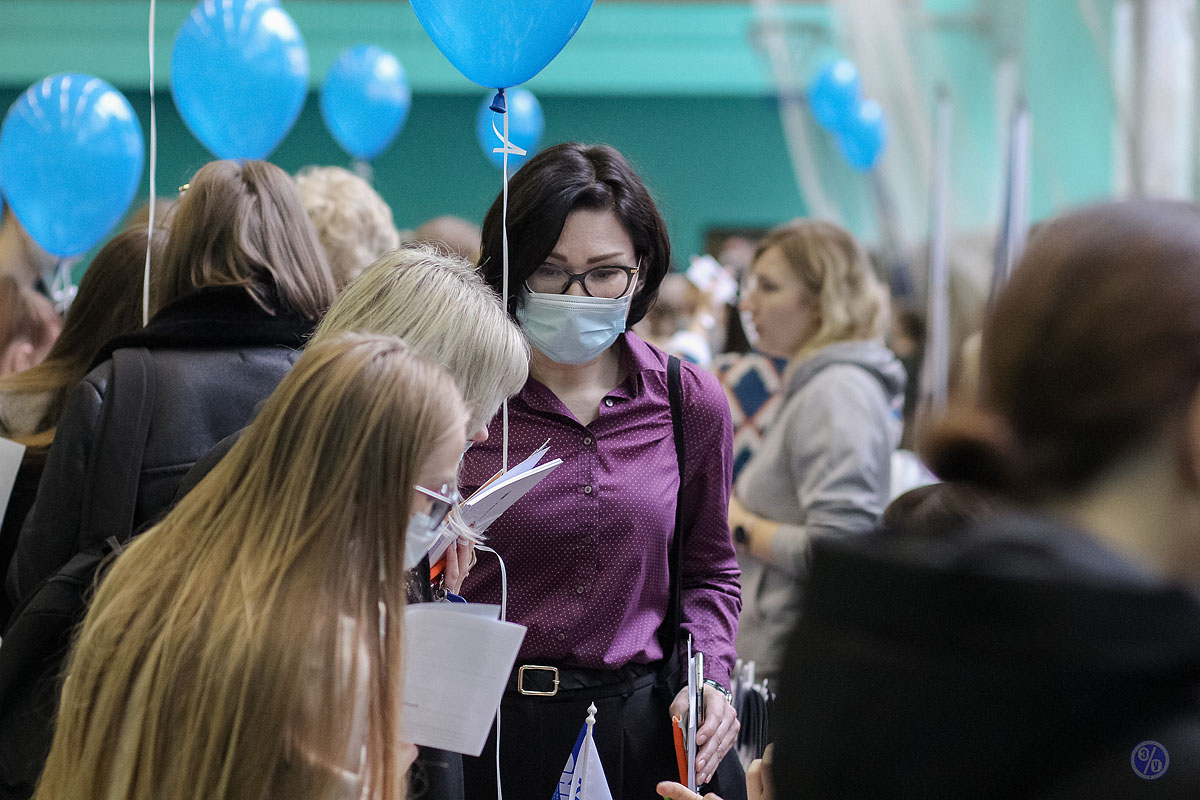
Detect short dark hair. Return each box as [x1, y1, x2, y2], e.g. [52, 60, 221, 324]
[478, 142, 670, 327]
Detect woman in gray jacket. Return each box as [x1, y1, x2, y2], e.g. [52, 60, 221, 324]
[729, 220, 905, 683]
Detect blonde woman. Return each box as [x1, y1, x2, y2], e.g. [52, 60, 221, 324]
[295, 165, 402, 288]
[173, 244, 529, 800]
[180, 242, 530, 587]
[729, 219, 905, 683]
[36, 332, 467, 800]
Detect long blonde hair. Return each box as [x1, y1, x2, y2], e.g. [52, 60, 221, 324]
[755, 219, 889, 362]
[315, 243, 529, 432]
[36, 333, 466, 800]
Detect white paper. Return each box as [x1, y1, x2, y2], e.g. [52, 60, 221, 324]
[401, 604, 526, 756]
[426, 441, 562, 565]
[0, 438, 26, 521]
[457, 458, 562, 533]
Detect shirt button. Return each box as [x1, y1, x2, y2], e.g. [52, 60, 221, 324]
[556, 632, 566, 641]
[604, 398, 614, 407]
[583, 437, 593, 445]
[576, 585, 586, 594]
[583, 485, 593, 494]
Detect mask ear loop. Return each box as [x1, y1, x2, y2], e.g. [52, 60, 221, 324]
[489, 89, 527, 474]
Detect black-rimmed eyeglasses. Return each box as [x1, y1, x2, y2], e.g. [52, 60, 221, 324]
[525, 263, 639, 299]
[414, 484, 461, 531]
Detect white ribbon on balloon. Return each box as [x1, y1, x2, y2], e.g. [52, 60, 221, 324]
[143, 0, 158, 327]
[489, 90, 527, 473]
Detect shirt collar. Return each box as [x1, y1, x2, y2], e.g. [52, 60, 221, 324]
[515, 332, 668, 412]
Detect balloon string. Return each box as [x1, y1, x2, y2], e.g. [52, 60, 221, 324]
[492, 90, 526, 475]
[143, 0, 157, 327]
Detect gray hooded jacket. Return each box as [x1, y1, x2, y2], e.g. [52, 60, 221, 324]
[734, 339, 905, 679]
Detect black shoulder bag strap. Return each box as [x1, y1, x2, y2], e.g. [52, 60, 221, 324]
[78, 346, 156, 552]
[659, 355, 686, 682]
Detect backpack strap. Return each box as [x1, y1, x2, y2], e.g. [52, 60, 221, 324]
[660, 355, 686, 666]
[78, 347, 156, 550]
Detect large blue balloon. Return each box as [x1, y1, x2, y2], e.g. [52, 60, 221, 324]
[837, 99, 888, 172]
[411, 0, 594, 89]
[171, 0, 308, 159]
[476, 88, 544, 170]
[321, 45, 412, 160]
[808, 59, 861, 133]
[0, 74, 144, 257]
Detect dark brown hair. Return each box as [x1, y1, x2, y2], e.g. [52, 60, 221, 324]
[156, 160, 336, 320]
[0, 225, 168, 448]
[922, 199, 1200, 500]
[478, 142, 671, 327]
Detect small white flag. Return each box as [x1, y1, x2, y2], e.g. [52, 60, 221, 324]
[551, 703, 613, 800]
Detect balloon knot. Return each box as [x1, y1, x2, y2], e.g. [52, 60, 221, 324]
[489, 88, 507, 114]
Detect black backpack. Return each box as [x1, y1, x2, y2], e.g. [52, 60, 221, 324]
[0, 348, 156, 800]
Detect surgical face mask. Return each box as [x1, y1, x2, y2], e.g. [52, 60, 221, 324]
[404, 511, 444, 571]
[515, 289, 633, 365]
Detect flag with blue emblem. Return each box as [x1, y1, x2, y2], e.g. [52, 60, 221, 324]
[551, 703, 612, 800]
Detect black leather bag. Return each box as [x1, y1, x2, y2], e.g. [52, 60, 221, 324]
[0, 348, 156, 800]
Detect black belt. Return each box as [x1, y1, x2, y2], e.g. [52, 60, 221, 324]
[506, 661, 659, 699]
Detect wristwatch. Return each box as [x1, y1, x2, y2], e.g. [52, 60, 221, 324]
[703, 678, 733, 704]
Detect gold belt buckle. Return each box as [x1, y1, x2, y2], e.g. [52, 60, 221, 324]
[517, 665, 560, 696]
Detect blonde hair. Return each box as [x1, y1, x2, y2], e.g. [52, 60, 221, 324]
[295, 166, 402, 288]
[755, 219, 889, 361]
[36, 333, 466, 800]
[315, 243, 529, 432]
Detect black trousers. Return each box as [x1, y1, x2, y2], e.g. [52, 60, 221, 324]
[461, 669, 746, 800]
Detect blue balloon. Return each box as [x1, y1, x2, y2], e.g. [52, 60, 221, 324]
[171, 0, 308, 159]
[321, 45, 412, 160]
[808, 59, 861, 133]
[0, 74, 144, 257]
[411, 0, 594, 89]
[476, 88, 544, 170]
[837, 99, 888, 172]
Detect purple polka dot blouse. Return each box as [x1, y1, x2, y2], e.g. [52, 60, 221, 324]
[459, 333, 742, 686]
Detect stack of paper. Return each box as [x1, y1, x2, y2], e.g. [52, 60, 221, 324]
[401, 603, 526, 756]
[0, 438, 26, 519]
[428, 440, 562, 565]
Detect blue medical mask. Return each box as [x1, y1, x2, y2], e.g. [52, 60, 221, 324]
[404, 511, 444, 571]
[516, 289, 633, 365]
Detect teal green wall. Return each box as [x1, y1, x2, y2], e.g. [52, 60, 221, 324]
[0, 86, 805, 262]
[0, 0, 1121, 262]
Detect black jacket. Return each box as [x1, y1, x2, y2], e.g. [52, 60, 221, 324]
[774, 512, 1200, 799]
[5, 287, 311, 607]
[0, 287, 312, 800]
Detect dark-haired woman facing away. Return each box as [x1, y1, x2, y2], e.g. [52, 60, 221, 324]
[0, 159, 336, 800]
[774, 199, 1200, 799]
[460, 143, 743, 799]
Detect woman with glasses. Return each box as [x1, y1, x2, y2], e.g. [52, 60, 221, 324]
[460, 143, 744, 798]
[35, 332, 468, 800]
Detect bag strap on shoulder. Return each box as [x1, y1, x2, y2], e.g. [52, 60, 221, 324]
[661, 355, 686, 663]
[78, 347, 156, 550]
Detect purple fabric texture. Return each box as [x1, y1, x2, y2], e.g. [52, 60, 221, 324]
[460, 333, 741, 685]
